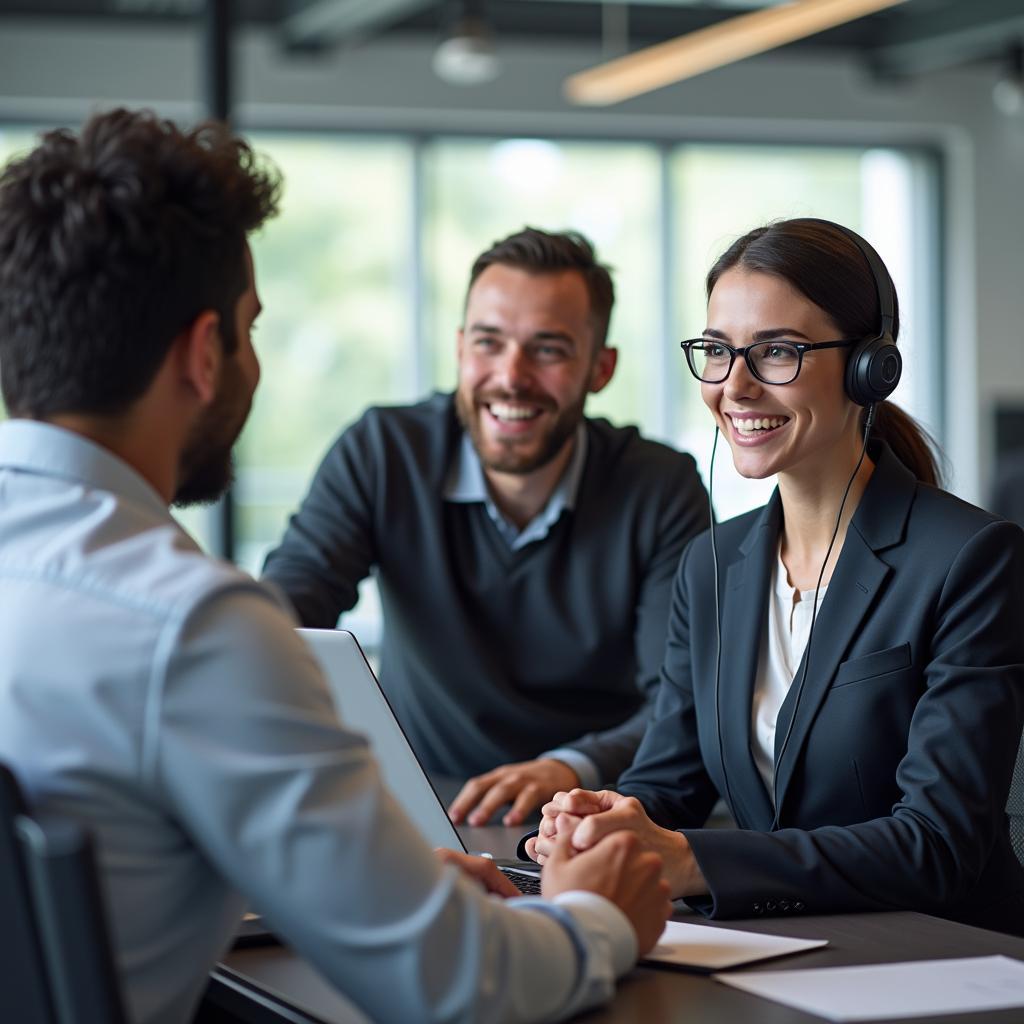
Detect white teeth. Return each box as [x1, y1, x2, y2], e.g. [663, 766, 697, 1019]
[732, 416, 785, 434]
[489, 403, 540, 422]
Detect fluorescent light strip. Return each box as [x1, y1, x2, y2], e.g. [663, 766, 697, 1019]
[565, 0, 910, 106]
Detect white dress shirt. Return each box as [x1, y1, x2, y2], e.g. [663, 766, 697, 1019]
[0, 420, 635, 1024]
[750, 544, 830, 800]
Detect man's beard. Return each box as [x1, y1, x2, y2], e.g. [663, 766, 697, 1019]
[455, 387, 586, 475]
[173, 363, 251, 508]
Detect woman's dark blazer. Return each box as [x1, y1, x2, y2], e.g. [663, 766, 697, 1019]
[617, 441, 1024, 935]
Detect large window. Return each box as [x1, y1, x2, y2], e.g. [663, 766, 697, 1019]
[0, 126, 940, 630]
[231, 134, 938, 580]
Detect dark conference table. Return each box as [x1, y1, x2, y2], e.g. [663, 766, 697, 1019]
[208, 810, 1024, 1024]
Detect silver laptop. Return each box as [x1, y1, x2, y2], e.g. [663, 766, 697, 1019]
[298, 628, 541, 893]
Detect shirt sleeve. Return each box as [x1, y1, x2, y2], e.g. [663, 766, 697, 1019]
[538, 748, 601, 791]
[261, 418, 378, 627]
[147, 585, 636, 1023]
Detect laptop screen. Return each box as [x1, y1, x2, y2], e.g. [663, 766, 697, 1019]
[297, 628, 468, 855]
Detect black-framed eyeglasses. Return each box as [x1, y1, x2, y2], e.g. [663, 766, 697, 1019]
[679, 338, 856, 386]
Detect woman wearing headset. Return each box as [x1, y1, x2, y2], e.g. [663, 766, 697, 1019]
[526, 218, 1024, 936]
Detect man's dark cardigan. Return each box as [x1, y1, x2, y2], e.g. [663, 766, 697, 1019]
[263, 393, 709, 779]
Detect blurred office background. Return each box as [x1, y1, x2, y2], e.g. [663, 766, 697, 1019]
[0, 1, 1021, 642]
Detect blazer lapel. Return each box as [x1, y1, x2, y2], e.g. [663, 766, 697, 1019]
[772, 444, 912, 818]
[718, 495, 781, 830]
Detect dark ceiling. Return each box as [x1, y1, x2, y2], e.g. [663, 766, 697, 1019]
[1, 0, 1022, 78]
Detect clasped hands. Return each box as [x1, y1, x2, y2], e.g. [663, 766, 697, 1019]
[436, 825, 673, 956]
[443, 777, 702, 954]
[525, 788, 708, 900]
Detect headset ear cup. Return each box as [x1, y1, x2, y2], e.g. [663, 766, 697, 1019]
[845, 335, 902, 405]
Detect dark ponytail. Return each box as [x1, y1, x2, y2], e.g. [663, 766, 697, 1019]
[869, 403, 943, 488]
[708, 218, 943, 487]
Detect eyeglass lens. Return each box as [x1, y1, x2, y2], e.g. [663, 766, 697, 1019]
[689, 340, 802, 385]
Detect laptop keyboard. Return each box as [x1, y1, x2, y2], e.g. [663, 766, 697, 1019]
[501, 867, 542, 895]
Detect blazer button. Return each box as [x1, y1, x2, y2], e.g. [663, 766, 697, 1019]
[765, 900, 777, 912]
[778, 899, 790, 911]
[793, 901, 805, 911]
[752, 902, 763, 914]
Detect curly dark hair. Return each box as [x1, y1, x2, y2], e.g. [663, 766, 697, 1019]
[468, 227, 615, 348]
[0, 108, 281, 417]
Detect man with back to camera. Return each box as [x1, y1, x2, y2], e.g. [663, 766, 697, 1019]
[263, 227, 710, 826]
[0, 109, 673, 1024]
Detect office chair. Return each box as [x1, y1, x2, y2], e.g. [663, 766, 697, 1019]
[0, 764, 57, 1023]
[0, 764, 128, 1024]
[1009, 732, 1024, 869]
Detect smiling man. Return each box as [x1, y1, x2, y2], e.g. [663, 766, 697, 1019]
[263, 228, 709, 824]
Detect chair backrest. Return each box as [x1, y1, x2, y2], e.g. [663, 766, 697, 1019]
[0, 764, 127, 1024]
[1008, 730, 1024, 869]
[0, 764, 59, 1024]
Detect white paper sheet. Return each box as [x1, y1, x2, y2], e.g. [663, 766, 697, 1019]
[642, 920, 828, 970]
[714, 955, 1024, 1021]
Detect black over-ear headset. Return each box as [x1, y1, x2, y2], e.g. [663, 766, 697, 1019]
[800, 218, 903, 406]
[710, 218, 899, 829]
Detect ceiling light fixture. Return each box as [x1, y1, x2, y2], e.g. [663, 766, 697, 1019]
[565, 0, 911, 107]
[993, 42, 1024, 117]
[432, 0, 502, 87]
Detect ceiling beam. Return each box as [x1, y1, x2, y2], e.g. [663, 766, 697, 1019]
[500, 0, 782, 6]
[565, 0, 911, 106]
[867, 0, 1024, 78]
[111, 0, 200, 12]
[283, 0, 435, 50]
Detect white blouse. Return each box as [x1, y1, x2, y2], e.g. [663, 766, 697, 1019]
[750, 544, 829, 801]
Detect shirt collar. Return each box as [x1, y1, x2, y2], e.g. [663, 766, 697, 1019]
[444, 423, 588, 549]
[444, 422, 588, 509]
[773, 541, 792, 598]
[0, 419, 170, 518]
[773, 539, 828, 600]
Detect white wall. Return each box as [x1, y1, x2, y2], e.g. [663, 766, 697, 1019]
[2, 17, 1022, 501]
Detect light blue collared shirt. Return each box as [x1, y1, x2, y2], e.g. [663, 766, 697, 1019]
[443, 426, 600, 790]
[444, 424, 588, 551]
[0, 420, 634, 1024]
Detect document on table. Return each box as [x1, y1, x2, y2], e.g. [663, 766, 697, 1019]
[642, 920, 827, 971]
[714, 955, 1024, 1021]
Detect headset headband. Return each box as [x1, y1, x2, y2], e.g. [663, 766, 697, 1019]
[799, 217, 895, 340]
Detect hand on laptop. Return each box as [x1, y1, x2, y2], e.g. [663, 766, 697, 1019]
[541, 827, 672, 956]
[448, 758, 579, 827]
[526, 789, 707, 900]
[434, 848, 520, 898]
